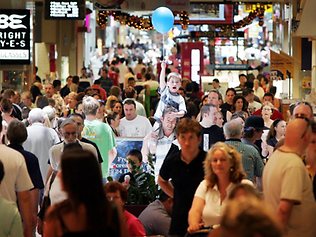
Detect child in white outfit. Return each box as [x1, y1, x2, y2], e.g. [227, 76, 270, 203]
[154, 61, 186, 121]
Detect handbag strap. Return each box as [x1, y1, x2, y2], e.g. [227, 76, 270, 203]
[47, 171, 58, 198]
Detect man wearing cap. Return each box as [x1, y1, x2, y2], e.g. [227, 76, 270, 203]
[263, 118, 316, 237]
[242, 116, 266, 157]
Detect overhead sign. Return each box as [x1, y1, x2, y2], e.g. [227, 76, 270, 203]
[190, 31, 244, 38]
[0, 9, 30, 65]
[45, 0, 85, 20]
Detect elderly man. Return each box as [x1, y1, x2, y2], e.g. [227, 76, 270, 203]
[23, 108, 58, 183]
[142, 106, 178, 179]
[49, 119, 98, 172]
[158, 118, 206, 236]
[68, 113, 103, 164]
[263, 118, 316, 237]
[46, 118, 98, 205]
[82, 96, 116, 178]
[224, 119, 264, 184]
[118, 99, 152, 138]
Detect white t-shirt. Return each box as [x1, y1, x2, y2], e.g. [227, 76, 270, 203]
[23, 123, 58, 182]
[194, 179, 253, 227]
[119, 115, 152, 138]
[263, 150, 316, 237]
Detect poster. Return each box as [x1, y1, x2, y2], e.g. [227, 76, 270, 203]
[108, 138, 143, 180]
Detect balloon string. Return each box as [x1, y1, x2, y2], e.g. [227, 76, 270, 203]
[162, 34, 165, 61]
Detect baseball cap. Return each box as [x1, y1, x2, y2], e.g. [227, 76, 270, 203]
[244, 116, 265, 130]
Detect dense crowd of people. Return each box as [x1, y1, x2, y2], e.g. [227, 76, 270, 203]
[0, 57, 315, 237]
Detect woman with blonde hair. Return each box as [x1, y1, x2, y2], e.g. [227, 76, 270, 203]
[188, 142, 252, 234]
[105, 95, 118, 113]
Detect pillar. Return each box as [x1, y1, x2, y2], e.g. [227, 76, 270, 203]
[312, 40, 316, 89]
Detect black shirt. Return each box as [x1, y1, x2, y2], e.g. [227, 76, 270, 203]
[200, 125, 225, 151]
[159, 148, 206, 235]
[8, 144, 44, 189]
[220, 102, 234, 113]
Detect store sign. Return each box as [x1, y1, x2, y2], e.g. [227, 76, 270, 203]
[0, 9, 30, 65]
[45, 0, 85, 20]
[190, 31, 244, 38]
[207, 64, 249, 71]
[270, 50, 294, 78]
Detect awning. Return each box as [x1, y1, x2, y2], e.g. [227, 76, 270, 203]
[295, 0, 316, 38]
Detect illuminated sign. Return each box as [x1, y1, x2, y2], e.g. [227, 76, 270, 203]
[45, 0, 85, 20]
[0, 9, 30, 65]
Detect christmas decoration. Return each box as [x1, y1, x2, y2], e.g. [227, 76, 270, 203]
[97, 10, 189, 30]
[96, 4, 268, 32]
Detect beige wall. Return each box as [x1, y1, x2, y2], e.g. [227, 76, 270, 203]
[38, 15, 78, 82]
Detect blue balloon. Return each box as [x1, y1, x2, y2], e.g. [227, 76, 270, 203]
[152, 7, 174, 34]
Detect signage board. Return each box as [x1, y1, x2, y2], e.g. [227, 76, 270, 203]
[45, 0, 85, 20]
[0, 9, 30, 65]
[108, 138, 144, 180]
[270, 50, 294, 78]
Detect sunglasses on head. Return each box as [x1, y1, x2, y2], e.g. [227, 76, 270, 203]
[295, 114, 313, 138]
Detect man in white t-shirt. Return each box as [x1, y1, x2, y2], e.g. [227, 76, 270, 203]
[263, 118, 316, 237]
[119, 99, 152, 138]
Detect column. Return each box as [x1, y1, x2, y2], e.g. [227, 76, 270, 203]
[312, 40, 316, 89]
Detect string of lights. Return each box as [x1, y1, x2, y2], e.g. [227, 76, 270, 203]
[97, 4, 268, 32]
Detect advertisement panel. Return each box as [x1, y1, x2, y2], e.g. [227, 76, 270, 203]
[0, 9, 30, 65]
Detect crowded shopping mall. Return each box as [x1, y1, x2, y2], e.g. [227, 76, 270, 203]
[0, 0, 315, 237]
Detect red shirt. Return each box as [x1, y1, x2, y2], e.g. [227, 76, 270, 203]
[253, 108, 283, 120]
[124, 210, 146, 236]
[90, 84, 107, 100]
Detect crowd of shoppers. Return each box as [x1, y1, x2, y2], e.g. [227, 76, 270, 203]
[0, 57, 315, 237]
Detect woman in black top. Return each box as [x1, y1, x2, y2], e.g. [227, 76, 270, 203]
[44, 149, 127, 237]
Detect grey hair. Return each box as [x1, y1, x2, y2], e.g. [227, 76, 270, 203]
[224, 119, 243, 139]
[82, 96, 99, 116]
[60, 118, 77, 129]
[28, 108, 45, 124]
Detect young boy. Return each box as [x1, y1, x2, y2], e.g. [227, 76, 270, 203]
[154, 61, 187, 121]
[118, 149, 156, 204]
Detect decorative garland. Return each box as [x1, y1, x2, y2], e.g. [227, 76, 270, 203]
[97, 4, 267, 32]
[97, 10, 189, 30]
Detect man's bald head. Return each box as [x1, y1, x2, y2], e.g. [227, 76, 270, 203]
[293, 102, 313, 120]
[284, 118, 312, 154]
